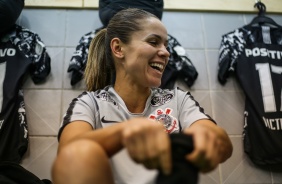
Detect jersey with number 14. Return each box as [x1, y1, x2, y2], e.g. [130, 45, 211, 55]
[218, 25, 282, 165]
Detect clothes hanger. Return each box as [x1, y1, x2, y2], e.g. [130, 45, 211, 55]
[247, 1, 282, 28]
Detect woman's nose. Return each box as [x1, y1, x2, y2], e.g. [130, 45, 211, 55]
[159, 45, 170, 59]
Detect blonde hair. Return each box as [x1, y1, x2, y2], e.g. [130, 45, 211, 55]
[84, 29, 111, 91]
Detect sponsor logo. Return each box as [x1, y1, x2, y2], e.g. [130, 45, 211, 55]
[0, 48, 16, 57]
[96, 92, 117, 106]
[149, 108, 179, 133]
[245, 47, 282, 59]
[151, 93, 173, 106]
[101, 116, 119, 123]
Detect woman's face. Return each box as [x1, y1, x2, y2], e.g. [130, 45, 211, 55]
[118, 17, 170, 88]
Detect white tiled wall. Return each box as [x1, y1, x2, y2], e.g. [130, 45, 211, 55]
[18, 8, 282, 183]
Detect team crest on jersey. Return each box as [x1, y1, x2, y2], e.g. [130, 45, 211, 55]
[96, 91, 117, 106]
[151, 89, 174, 106]
[149, 108, 179, 133]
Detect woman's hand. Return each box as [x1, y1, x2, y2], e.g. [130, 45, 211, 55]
[184, 120, 233, 173]
[122, 117, 172, 175]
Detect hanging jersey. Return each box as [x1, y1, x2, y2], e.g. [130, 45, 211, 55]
[163, 35, 198, 89]
[68, 32, 198, 89]
[0, 25, 51, 163]
[59, 86, 213, 184]
[218, 25, 282, 165]
[67, 30, 96, 86]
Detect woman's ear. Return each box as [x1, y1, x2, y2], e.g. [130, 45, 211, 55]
[110, 38, 124, 59]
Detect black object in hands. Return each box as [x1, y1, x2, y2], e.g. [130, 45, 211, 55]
[156, 133, 199, 184]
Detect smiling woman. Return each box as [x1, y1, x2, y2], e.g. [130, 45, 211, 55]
[84, 8, 169, 91]
[52, 8, 233, 184]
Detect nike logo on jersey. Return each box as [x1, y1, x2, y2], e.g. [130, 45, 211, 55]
[0, 48, 16, 57]
[101, 116, 119, 123]
[245, 47, 282, 59]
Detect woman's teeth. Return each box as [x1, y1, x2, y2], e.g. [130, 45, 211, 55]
[150, 63, 163, 71]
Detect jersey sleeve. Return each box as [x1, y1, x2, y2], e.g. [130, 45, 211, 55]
[218, 28, 247, 84]
[58, 91, 98, 140]
[11, 25, 51, 84]
[177, 89, 215, 129]
[67, 31, 96, 85]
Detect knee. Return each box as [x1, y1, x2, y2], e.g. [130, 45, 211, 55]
[55, 139, 107, 166]
[52, 139, 109, 175]
[52, 140, 113, 184]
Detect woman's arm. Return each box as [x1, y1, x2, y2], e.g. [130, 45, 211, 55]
[184, 119, 233, 173]
[58, 118, 172, 174]
[58, 120, 127, 156]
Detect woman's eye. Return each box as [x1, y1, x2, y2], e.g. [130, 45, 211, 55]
[149, 40, 158, 45]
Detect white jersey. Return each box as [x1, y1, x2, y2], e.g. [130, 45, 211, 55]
[59, 86, 213, 184]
